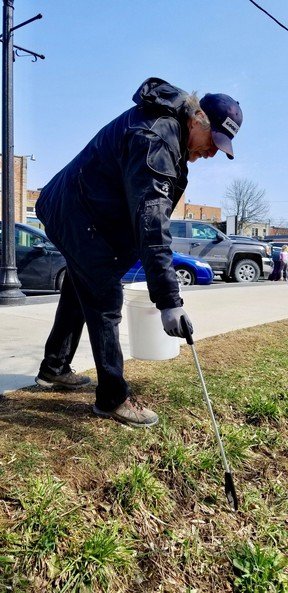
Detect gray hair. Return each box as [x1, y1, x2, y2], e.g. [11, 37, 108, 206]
[183, 92, 211, 130]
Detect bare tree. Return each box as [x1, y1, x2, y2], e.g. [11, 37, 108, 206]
[222, 178, 270, 233]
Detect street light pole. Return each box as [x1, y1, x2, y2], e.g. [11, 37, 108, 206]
[0, 1, 44, 305]
[0, 0, 26, 304]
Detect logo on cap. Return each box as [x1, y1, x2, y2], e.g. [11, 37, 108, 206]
[222, 117, 239, 137]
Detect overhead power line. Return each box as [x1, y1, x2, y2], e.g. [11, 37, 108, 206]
[248, 0, 288, 32]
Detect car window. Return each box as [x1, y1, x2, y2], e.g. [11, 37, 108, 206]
[15, 229, 44, 248]
[191, 223, 218, 240]
[170, 221, 186, 238]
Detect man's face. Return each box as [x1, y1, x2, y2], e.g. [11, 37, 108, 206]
[187, 118, 218, 163]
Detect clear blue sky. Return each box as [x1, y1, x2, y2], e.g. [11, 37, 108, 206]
[6, 0, 288, 225]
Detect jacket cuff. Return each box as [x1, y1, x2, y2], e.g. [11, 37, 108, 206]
[156, 296, 184, 310]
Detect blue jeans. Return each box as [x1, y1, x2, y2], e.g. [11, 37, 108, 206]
[40, 269, 130, 411]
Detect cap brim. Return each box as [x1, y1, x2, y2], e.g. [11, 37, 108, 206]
[211, 130, 234, 160]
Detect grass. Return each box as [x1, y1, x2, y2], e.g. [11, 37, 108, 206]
[111, 462, 171, 514]
[230, 542, 288, 592]
[0, 320, 288, 591]
[57, 521, 136, 593]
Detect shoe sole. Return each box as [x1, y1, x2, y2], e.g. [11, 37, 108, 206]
[35, 377, 90, 390]
[92, 404, 159, 427]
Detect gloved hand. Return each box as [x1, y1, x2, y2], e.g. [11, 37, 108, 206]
[161, 307, 193, 338]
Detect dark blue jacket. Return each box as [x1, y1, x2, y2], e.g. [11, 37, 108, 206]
[36, 78, 190, 309]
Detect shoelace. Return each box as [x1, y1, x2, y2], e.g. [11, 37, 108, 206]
[127, 395, 144, 410]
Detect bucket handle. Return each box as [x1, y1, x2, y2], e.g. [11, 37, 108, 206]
[132, 264, 145, 284]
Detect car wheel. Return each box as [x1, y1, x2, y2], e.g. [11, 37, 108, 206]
[233, 259, 260, 283]
[175, 265, 195, 286]
[56, 269, 66, 292]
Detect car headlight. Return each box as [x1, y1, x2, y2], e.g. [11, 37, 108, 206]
[195, 261, 211, 268]
[265, 245, 271, 256]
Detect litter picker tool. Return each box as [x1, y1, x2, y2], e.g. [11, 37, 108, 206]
[180, 316, 238, 511]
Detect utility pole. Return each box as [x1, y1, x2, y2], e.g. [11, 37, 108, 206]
[0, 1, 44, 305]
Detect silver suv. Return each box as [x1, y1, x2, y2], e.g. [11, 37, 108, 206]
[170, 220, 272, 282]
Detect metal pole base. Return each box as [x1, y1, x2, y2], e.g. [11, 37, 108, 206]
[0, 267, 26, 305]
[0, 288, 26, 305]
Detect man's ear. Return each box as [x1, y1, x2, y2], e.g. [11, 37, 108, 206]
[195, 109, 206, 120]
[189, 110, 206, 129]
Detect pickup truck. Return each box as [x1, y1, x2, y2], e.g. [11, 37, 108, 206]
[170, 220, 273, 282]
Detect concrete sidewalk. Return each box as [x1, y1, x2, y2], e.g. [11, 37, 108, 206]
[1, 282, 288, 394]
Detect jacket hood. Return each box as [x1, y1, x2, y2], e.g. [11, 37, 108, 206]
[132, 77, 189, 116]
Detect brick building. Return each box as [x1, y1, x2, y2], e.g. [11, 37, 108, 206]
[171, 194, 221, 222]
[184, 202, 221, 222]
[27, 189, 41, 227]
[266, 225, 288, 237]
[171, 194, 186, 219]
[0, 155, 42, 227]
[0, 155, 28, 222]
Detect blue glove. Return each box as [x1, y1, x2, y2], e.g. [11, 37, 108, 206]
[161, 307, 193, 338]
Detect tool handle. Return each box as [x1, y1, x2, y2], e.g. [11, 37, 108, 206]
[180, 315, 194, 345]
[181, 314, 240, 511]
[225, 472, 239, 511]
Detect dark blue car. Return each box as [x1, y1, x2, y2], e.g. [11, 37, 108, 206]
[122, 251, 213, 286]
[0, 222, 66, 292]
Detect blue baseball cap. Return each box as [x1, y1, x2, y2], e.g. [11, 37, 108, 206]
[199, 93, 243, 159]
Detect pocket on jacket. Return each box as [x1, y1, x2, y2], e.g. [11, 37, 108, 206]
[141, 197, 172, 247]
[147, 137, 180, 178]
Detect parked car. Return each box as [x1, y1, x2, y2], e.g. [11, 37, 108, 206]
[122, 251, 213, 286]
[170, 219, 273, 282]
[0, 222, 213, 292]
[0, 222, 66, 292]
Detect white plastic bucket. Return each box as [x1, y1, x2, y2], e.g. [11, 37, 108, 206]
[123, 282, 180, 360]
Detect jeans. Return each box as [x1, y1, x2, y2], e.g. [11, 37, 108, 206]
[281, 262, 287, 280]
[40, 269, 130, 411]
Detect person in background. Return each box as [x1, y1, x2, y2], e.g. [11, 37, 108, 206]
[269, 245, 281, 281]
[280, 245, 288, 280]
[35, 77, 243, 428]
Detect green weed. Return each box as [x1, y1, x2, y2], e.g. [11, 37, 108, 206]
[58, 521, 135, 593]
[0, 474, 79, 575]
[112, 462, 170, 513]
[222, 425, 254, 464]
[230, 542, 288, 592]
[245, 393, 281, 423]
[253, 426, 283, 449]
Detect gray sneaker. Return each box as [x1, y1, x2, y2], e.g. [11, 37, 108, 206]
[92, 397, 159, 427]
[35, 370, 91, 390]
